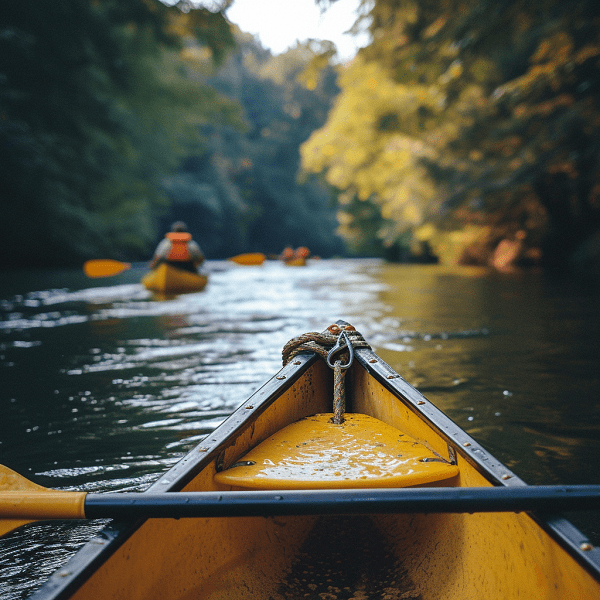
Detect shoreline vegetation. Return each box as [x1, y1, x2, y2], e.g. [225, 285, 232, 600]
[2, 1, 600, 275]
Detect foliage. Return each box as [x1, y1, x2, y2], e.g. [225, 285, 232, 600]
[1, 1, 345, 267]
[0, 0, 237, 267]
[158, 33, 345, 258]
[301, 0, 600, 269]
[301, 53, 441, 255]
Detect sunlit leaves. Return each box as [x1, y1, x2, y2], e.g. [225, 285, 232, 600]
[301, 52, 443, 253]
[302, 0, 600, 267]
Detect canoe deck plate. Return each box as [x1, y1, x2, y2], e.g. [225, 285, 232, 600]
[214, 413, 459, 490]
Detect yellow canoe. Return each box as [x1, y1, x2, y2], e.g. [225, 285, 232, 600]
[24, 322, 600, 599]
[141, 263, 208, 294]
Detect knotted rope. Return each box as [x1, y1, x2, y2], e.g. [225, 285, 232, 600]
[282, 324, 370, 424]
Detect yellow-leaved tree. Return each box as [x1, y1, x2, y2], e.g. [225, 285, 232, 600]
[302, 0, 600, 269]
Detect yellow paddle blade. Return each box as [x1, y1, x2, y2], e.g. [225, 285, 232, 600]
[0, 464, 48, 493]
[0, 465, 87, 538]
[228, 253, 266, 265]
[84, 259, 131, 278]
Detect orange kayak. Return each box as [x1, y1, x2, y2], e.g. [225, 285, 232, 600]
[283, 257, 307, 266]
[229, 253, 266, 265]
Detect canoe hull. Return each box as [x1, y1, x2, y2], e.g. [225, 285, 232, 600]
[30, 323, 600, 600]
[141, 263, 208, 294]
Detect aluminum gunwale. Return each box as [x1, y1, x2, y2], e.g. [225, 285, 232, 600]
[353, 346, 521, 486]
[353, 343, 600, 581]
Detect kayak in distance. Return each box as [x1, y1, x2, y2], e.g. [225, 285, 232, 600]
[5, 322, 600, 600]
[280, 246, 310, 266]
[283, 256, 307, 267]
[141, 263, 208, 294]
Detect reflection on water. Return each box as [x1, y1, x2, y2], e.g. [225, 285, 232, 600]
[1, 259, 600, 598]
[372, 265, 600, 490]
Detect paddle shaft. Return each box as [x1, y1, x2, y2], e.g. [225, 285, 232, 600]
[85, 253, 264, 278]
[77, 485, 600, 519]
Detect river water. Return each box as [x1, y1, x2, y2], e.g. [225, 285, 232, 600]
[1, 259, 599, 598]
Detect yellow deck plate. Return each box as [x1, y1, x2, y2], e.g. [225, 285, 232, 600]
[214, 413, 459, 490]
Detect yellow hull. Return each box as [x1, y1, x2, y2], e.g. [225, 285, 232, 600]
[283, 257, 307, 266]
[141, 263, 208, 293]
[33, 323, 600, 600]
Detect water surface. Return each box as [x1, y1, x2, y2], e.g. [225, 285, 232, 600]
[1, 259, 599, 598]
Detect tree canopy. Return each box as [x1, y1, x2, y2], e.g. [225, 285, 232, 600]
[301, 0, 600, 270]
[0, 0, 346, 267]
[4, 0, 600, 271]
[0, 0, 240, 266]
[170, 35, 344, 258]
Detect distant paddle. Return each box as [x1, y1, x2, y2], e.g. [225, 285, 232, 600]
[2, 464, 600, 539]
[84, 259, 131, 278]
[85, 254, 265, 277]
[228, 253, 266, 265]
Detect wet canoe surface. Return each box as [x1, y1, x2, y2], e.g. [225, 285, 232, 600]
[276, 515, 421, 599]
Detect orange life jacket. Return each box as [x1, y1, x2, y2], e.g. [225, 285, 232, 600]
[295, 246, 310, 258]
[165, 232, 192, 261]
[281, 247, 294, 260]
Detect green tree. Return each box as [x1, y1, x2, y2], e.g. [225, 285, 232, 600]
[159, 34, 345, 258]
[0, 0, 237, 267]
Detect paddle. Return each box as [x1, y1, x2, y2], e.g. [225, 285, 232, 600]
[84, 259, 131, 278]
[228, 253, 266, 265]
[84, 253, 266, 278]
[2, 465, 599, 538]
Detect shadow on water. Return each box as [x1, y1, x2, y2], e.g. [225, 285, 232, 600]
[1, 259, 599, 598]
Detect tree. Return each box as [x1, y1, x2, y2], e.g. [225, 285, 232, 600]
[301, 0, 600, 269]
[439, 0, 600, 269]
[159, 34, 345, 258]
[0, 0, 237, 267]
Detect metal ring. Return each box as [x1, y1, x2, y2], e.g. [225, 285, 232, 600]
[326, 331, 354, 370]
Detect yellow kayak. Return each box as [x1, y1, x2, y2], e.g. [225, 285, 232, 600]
[11, 322, 600, 599]
[141, 263, 208, 294]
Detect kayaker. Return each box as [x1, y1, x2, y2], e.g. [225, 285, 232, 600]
[149, 221, 205, 273]
[280, 246, 311, 264]
[294, 246, 310, 260]
[280, 246, 295, 263]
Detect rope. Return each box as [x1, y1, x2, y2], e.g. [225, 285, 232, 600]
[332, 362, 345, 424]
[282, 324, 371, 424]
[281, 331, 338, 364]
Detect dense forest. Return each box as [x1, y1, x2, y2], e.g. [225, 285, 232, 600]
[2, 0, 600, 272]
[302, 0, 600, 271]
[0, 0, 344, 267]
[167, 34, 345, 259]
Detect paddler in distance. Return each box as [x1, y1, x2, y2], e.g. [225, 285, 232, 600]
[149, 221, 205, 273]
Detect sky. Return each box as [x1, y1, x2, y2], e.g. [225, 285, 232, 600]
[225, 0, 371, 61]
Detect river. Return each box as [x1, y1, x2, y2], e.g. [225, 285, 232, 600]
[1, 259, 600, 598]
